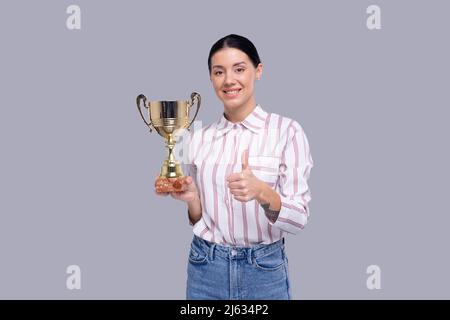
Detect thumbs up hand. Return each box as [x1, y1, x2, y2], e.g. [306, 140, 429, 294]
[226, 149, 265, 203]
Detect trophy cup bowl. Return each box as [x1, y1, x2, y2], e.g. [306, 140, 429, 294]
[136, 92, 201, 193]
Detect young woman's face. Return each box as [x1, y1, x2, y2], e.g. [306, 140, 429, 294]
[210, 47, 262, 112]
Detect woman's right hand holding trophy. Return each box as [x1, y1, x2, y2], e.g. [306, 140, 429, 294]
[154, 175, 198, 203]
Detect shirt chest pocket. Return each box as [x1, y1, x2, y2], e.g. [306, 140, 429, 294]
[248, 155, 280, 187]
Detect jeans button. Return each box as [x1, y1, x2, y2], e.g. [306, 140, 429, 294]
[231, 249, 237, 257]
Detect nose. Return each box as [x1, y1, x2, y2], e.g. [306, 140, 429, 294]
[224, 72, 236, 86]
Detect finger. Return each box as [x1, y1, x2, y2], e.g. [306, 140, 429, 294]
[233, 195, 248, 202]
[228, 181, 245, 189]
[185, 176, 193, 184]
[170, 192, 179, 199]
[226, 172, 244, 183]
[229, 188, 247, 196]
[241, 149, 249, 171]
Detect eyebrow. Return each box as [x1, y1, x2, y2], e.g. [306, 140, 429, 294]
[212, 61, 247, 69]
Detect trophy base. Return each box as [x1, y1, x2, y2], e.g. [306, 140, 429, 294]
[155, 176, 187, 193]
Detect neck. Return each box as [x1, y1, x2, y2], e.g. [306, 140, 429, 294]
[223, 98, 257, 123]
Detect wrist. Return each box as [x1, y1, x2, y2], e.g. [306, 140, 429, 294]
[187, 192, 200, 205]
[256, 180, 282, 212]
[255, 181, 270, 204]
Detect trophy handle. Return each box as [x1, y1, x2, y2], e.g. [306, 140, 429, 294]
[136, 94, 152, 132]
[186, 92, 201, 130]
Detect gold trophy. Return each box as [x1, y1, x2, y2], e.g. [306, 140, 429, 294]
[136, 92, 201, 193]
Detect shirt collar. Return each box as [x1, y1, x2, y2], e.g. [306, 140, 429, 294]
[216, 104, 268, 135]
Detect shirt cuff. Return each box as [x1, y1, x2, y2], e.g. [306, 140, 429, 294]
[269, 199, 308, 234]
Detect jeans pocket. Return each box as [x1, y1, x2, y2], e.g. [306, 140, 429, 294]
[253, 248, 285, 271]
[188, 246, 208, 265]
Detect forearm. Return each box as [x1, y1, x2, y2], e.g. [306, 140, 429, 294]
[187, 194, 202, 225]
[256, 182, 281, 223]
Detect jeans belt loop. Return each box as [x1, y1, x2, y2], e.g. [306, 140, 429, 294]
[247, 248, 253, 265]
[209, 243, 216, 261]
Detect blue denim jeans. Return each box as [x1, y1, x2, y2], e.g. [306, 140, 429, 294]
[186, 235, 291, 300]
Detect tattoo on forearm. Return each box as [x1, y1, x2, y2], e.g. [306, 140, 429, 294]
[261, 203, 280, 223]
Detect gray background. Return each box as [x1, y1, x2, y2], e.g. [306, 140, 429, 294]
[0, 0, 449, 299]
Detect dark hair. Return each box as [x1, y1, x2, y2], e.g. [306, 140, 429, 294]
[208, 34, 261, 73]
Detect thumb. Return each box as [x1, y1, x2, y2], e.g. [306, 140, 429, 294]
[241, 149, 249, 171]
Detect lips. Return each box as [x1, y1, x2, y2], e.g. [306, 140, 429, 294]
[222, 88, 242, 98]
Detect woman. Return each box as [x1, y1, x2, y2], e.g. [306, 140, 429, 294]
[158, 34, 313, 300]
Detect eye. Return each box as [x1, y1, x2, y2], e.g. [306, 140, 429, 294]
[214, 70, 223, 76]
[236, 67, 245, 73]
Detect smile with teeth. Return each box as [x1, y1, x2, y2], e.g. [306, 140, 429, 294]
[223, 88, 242, 96]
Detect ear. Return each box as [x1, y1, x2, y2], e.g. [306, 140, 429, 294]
[255, 63, 263, 80]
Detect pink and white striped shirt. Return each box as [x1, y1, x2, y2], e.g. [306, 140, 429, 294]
[181, 105, 313, 246]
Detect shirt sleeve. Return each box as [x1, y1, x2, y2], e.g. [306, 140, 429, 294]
[270, 122, 314, 234]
